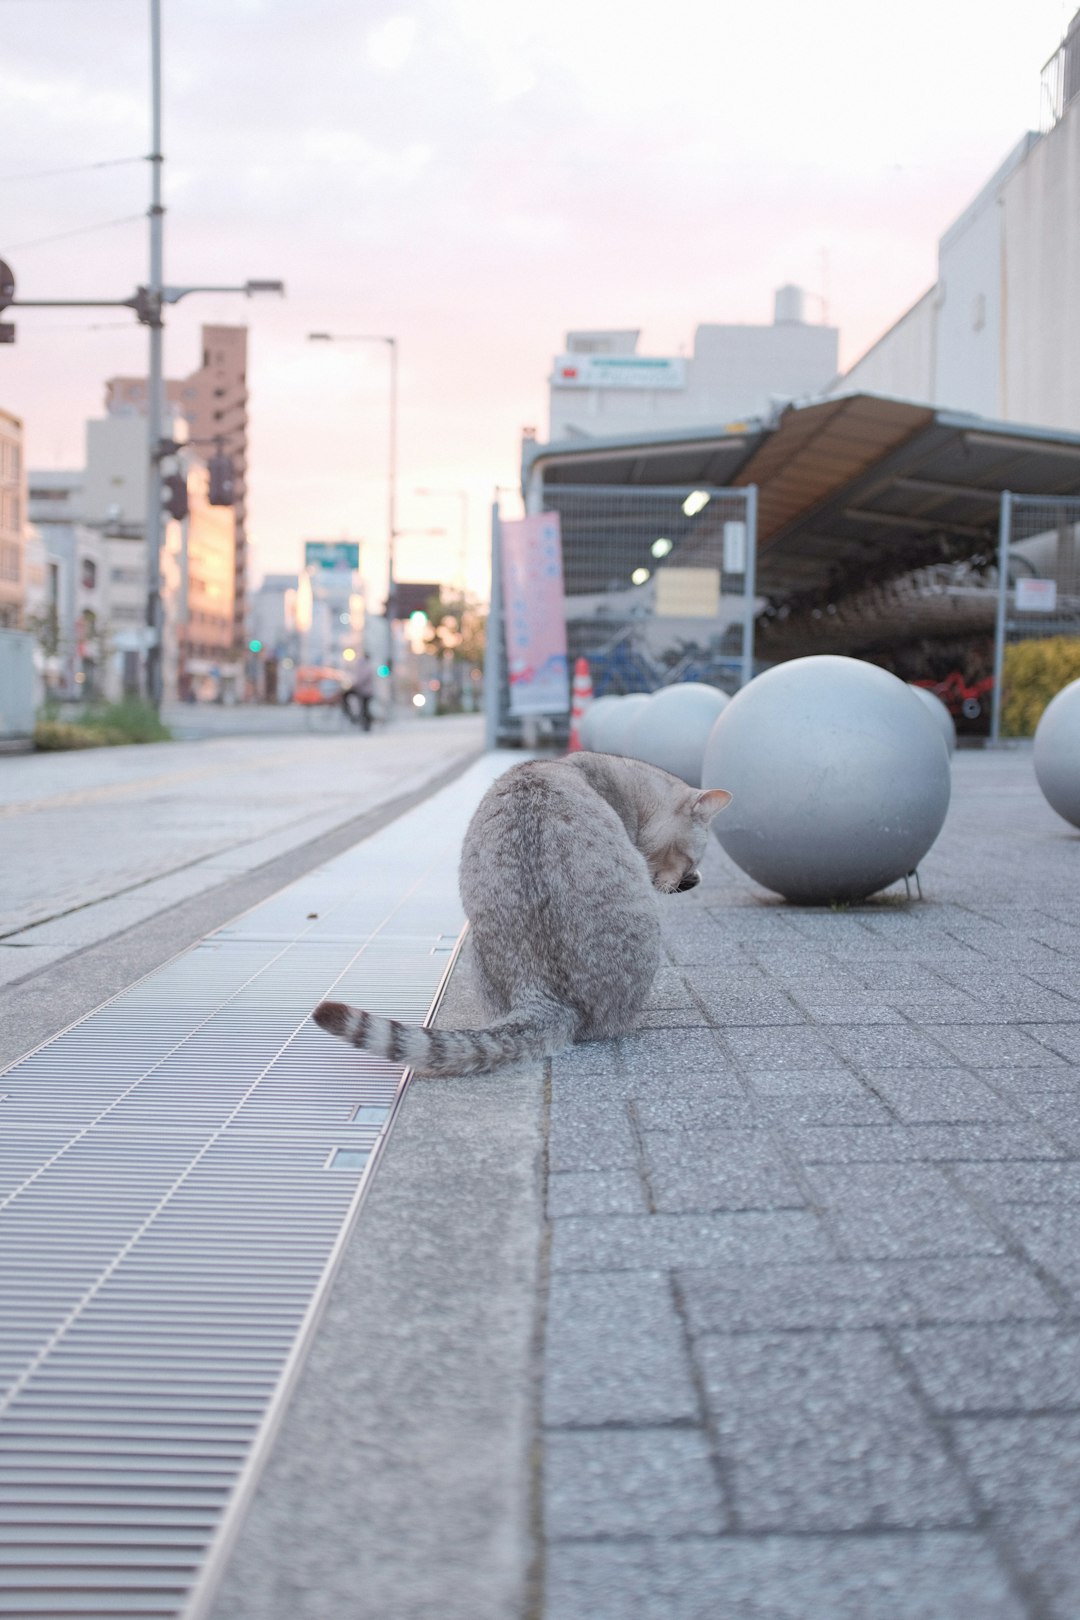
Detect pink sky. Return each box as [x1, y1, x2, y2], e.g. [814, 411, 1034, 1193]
[0, 0, 1073, 606]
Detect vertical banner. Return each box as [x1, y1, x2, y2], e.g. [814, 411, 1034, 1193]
[500, 512, 571, 715]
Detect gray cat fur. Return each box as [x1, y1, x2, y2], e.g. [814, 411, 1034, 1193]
[313, 752, 730, 1076]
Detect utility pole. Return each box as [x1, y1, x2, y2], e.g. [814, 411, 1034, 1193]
[144, 0, 166, 706]
[4, 0, 283, 710]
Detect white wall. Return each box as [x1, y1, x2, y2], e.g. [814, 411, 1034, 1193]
[1001, 96, 1080, 431]
[832, 118, 1080, 438]
[838, 289, 937, 404]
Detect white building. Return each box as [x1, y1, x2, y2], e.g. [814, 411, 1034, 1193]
[26, 470, 106, 699]
[548, 286, 839, 442]
[835, 9, 1080, 434]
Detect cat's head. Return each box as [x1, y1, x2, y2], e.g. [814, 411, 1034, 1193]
[643, 786, 732, 894]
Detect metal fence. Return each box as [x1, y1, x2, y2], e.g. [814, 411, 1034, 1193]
[991, 491, 1080, 740]
[487, 484, 758, 746]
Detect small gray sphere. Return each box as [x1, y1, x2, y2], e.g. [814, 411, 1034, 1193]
[627, 682, 730, 786]
[1034, 677, 1080, 830]
[701, 655, 952, 903]
[591, 693, 652, 757]
[577, 693, 621, 752]
[908, 683, 956, 757]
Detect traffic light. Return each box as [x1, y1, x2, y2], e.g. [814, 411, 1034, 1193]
[208, 452, 236, 507]
[248, 638, 263, 653]
[164, 474, 189, 521]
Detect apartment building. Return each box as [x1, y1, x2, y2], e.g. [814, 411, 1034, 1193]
[106, 322, 250, 652]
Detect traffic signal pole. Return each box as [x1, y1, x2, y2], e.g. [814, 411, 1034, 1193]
[144, 0, 166, 707]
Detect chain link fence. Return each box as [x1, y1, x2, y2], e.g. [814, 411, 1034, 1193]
[487, 484, 757, 746]
[991, 492, 1080, 739]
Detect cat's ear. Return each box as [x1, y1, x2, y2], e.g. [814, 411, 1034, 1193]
[692, 788, 732, 822]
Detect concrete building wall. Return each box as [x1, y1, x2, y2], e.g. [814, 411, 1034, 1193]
[837, 288, 937, 403]
[548, 288, 839, 441]
[832, 27, 1079, 440]
[1001, 94, 1080, 429]
[0, 408, 26, 628]
[106, 324, 250, 652]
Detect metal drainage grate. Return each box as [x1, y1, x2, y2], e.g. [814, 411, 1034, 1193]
[0, 756, 508, 1618]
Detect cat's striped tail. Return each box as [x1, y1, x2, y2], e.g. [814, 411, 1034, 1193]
[312, 997, 577, 1077]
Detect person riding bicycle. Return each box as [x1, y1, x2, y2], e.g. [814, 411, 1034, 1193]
[342, 652, 376, 732]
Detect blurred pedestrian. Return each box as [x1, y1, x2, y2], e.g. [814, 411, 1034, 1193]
[343, 653, 376, 732]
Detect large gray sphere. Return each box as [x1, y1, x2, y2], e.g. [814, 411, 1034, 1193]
[908, 683, 956, 757]
[626, 682, 730, 786]
[701, 655, 952, 903]
[590, 693, 652, 757]
[577, 693, 621, 752]
[1034, 677, 1080, 830]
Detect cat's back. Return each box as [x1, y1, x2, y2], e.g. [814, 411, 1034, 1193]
[460, 758, 645, 910]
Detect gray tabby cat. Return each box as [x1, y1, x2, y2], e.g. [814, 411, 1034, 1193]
[313, 751, 731, 1075]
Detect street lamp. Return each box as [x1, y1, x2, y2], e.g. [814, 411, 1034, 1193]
[307, 332, 398, 643]
[415, 487, 470, 596]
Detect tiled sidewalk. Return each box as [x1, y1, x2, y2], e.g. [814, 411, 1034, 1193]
[542, 749, 1080, 1619]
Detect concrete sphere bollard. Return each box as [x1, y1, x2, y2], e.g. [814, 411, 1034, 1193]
[626, 682, 730, 786]
[590, 693, 652, 757]
[701, 655, 952, 903]
[1034, 677, 1080, 830]
[908, 683, 956, 757]
[577, 693, 622, 753]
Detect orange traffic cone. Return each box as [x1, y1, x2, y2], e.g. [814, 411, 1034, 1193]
[568, 657, 594, 752]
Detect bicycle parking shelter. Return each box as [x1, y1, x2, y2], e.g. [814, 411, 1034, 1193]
[488, 392, 1080, 746]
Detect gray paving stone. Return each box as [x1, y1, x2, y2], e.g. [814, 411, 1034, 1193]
[679, 1260, 898, 1333]
[550, 1211, 833, 1272]
[543, 1271, 696, 1427]
[722, 1025, 842, 1069]
[963, 980, 1080, 1022]
[949, 1160, 1080, 1205]
[745, 1069, 892, 1124]
[928, 1023, 1070, 1067]
[950, 1416, 1080, 1619]
[858, 1068, 1023, 1123]
[679, 1255, 1061, 1334]
[697, 1331, 977, 1530]
[897, 1322, 1080, 1412]
[683, 968, 807, 1026]
[635, 1008, 713, 1029]
[548, 1108, 640, 1173]
[782, 1121, 1066, 1162]
[548, 1170, 649, 1218]
[1011, 1092, 1080, 1152]
[826, 1024, 972, 1068]
[1030, 1023, 1080, 1063]
[801, 1162, 1004, 1259]
[645, 962, 699, 1009]
[544, 1533, 1025, 1620]
[996, 1205, 1080, 1295]
[791, 994, 907, 1024]
[612, 1025, 732, 1076]
[641, 1129, 806, 1213]
[887, 991, 1015, 1024]
[544, 1428, 726, 1539]
[884, 1255, 1065, 1325]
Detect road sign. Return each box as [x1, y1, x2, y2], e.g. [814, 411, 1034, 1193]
[304, 541, 360, 572]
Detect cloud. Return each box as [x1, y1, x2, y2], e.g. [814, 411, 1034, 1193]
[367, 16, 418, 74]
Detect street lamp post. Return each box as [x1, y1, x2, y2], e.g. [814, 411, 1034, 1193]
[307, 333, 398, 658]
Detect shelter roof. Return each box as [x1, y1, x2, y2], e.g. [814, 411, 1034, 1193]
[525, 393, 1080, 607]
